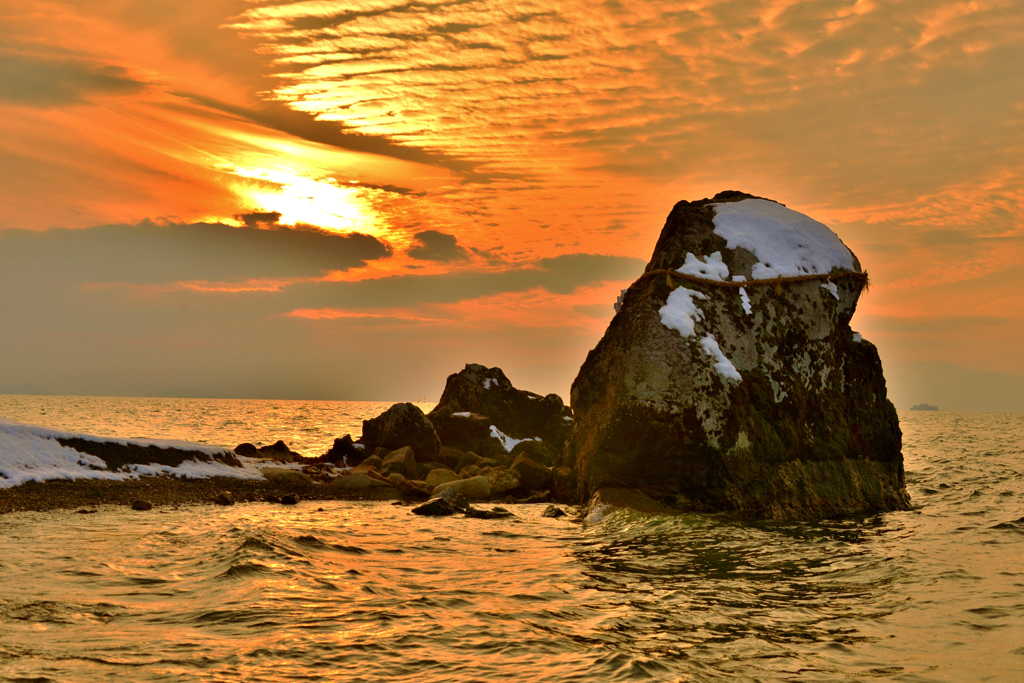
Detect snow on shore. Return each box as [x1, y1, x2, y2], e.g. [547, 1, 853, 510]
[0, 418, 262, 488]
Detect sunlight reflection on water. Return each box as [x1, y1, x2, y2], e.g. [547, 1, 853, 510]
[0, 395, 436, 457]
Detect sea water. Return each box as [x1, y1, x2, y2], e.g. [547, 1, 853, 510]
[0, 395, 429, 459]
[0, 398, 1022, 682]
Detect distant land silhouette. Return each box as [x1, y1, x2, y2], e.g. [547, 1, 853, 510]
[886, 361, 1024, 412]
[910, 404, 939, 411]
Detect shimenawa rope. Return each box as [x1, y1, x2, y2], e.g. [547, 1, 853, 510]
[656, 269, 869, 295]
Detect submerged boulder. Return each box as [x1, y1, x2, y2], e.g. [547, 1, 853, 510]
[360, 403, 441, 463]
[429, 364, 573, 449]
[563, 191, 910, 518]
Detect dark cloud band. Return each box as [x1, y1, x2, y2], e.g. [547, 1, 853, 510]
[0, 220, 392, 283]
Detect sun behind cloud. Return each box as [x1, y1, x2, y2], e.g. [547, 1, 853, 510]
[229, 166, 382, 235]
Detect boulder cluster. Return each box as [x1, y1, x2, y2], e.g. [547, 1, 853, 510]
[319, 364, 577, 509]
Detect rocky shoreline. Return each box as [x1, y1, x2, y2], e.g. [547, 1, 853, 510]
[0, 475, 401, 515]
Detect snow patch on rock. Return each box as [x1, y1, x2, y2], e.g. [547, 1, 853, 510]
[659, 287, 707, 338]
[699, 335, 742, 382]
[677, 251, 729, 281]
[489, 425, 539, 453]
[739, 287, 751, 315]
[0, 418, 258, 489]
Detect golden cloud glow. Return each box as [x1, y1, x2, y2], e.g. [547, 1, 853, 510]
[228, 166, 381, 234]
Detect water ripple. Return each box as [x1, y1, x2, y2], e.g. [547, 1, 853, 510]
[0, 412, 1021, 681]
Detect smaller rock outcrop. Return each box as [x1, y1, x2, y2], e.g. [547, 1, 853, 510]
[323, 435, 368, 466]
[412, 497, 460, 516]
[213, 491, 235, 506]
[360, 403, 441, 462]
[57, 437, 241, 470]
[464, 505, 514, 519]
[541, 505, 567, 518]
[259, 440, 301, 461]
[428, 364, 573, 449]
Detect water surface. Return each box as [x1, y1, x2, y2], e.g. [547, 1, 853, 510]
[0, 406, 1021, 681]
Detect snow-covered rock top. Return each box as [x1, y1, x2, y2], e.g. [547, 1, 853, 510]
[711, 199, 856, 279]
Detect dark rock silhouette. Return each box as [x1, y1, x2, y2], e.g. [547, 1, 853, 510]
[464, 505, 514, 519]
[360, 403, 441, 462]
[259, 440, 301, 461]
[562, 191, 910, 518]
[213, 491, 235, 506]
[323, 434, 368, 466]
[429, 363, 573, 449]
[57, 437, 242, 470]
[428, 410, 506, 458]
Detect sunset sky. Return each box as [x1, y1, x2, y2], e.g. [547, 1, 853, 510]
[1, 0, 1022, 409]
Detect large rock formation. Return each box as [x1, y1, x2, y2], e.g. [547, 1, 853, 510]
[562, 191, 910, 518]
[428, 364, 573, 451]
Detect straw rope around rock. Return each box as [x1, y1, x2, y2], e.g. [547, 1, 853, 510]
[656, 269, 869, 295]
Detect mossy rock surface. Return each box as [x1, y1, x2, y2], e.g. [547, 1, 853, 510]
[563, 192, 909, 519]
